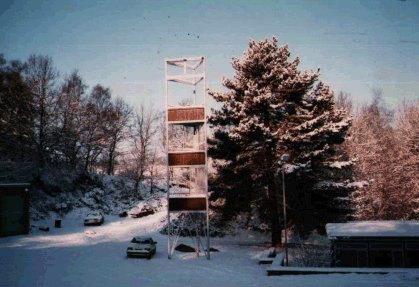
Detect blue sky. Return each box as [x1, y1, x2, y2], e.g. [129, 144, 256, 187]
[1, 0, 418, 109]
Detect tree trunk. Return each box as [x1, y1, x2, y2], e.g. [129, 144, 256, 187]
[84, 145, 91, 172]
[149, 172, 154, 194]
[268, 180, 281, 246]
[107, 139, 116, 175]
[39, 93, 46, 167]
[134, 176, 141, 199]
[267, 146, 281, 246]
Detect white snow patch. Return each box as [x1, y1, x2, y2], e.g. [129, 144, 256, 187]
[328, 161, 351, 169]
[284, 162, 310, 173]
[326, 221, 419, 238]
[347, 181, 369, 189]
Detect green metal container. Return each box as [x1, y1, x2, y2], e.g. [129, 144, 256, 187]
[0, 183, 30, 237]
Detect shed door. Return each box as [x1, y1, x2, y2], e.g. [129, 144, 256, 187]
[405, 242, 419, 267]
[369, 242, 404, 267]
[1, 194, 25, 236]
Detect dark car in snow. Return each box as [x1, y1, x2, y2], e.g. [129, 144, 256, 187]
[131, 206, 155, 218]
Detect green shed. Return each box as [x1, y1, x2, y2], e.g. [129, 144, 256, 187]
[327, 221, 419, 268]
[0, 183, 30, 237]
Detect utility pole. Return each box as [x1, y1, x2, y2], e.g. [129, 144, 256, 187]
[279, 153, 289, 266]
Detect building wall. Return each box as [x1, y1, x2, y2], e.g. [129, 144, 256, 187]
[332, 238, 419, 268]
[0, 184, 30, 237]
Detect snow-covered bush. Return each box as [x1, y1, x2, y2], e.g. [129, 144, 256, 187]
[29, 167, 165, 220]
[288, 230, 331, 267]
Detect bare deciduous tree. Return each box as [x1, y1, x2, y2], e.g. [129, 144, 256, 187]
[348, 93, 418, 220]
[394, 101, 419, 217]
[105, 97, 132, 175]
[130, 104, 159, 198]
[81, 85, 112, 172]
[55, 71, 86, 167]
[335, 91, 353, 114]
[0, 55, 34, 162]
[24, 54, 59, 166]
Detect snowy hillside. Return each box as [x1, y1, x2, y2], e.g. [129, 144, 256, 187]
[29, 171, 166, 220]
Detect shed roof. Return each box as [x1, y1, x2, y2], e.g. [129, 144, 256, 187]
[326, 221, 419, 239]
[0, 183, 30, 192]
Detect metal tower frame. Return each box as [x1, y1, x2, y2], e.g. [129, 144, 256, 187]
[165, 57, 210, 259]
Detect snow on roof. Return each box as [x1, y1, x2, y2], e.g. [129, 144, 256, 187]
[326, 221, 419, 239]
[0, 183, 30, 186]
[133, 236, 153, 240]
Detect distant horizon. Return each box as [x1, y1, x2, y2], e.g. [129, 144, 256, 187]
[1, 0, 418, 110]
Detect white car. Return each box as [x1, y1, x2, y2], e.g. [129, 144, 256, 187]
[126, 237, 157, 259]
[84, 212, 104, 226]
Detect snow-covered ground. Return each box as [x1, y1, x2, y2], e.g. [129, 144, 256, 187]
[1, 209, 418, 287]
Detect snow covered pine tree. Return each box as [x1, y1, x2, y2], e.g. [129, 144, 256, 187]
[208, 37, 352, 245]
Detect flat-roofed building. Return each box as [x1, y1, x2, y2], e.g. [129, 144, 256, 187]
[326, 221, 419, 268]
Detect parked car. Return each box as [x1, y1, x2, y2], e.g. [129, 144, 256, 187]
[131, 206, 155, 218]
[84, 212, 104, 226]
[126, 236, 157, 259]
